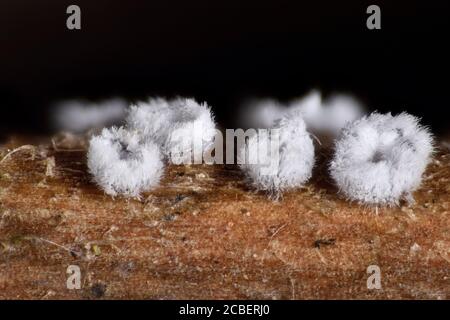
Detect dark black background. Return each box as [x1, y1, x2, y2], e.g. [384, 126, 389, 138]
[0, 0, 449, 135]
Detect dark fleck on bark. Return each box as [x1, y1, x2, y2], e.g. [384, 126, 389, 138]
[314, 238, 336, 249]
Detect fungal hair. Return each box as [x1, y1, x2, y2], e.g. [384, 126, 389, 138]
[126, 97, 217, 164]
[330, 112, 434, 206]
[87, 127, 164, 198]
[239, 110, 315, 198]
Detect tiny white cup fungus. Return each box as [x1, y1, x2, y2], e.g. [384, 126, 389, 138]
[239, 110, 315, 198]
[126, 97, 216, 164]
[330, 112, 433, 205]
[87, 127, 164, 197]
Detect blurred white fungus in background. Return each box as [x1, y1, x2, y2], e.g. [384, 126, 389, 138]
[240, 90, 365, 138]
[290, 91, 365, 137]
[52, 98, 127, 132]
[238, 99, 286, 129]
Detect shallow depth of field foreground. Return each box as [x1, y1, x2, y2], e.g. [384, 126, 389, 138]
[0, 135, 449, 299]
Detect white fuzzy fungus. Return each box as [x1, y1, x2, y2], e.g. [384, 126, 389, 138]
[53, 98, 127, 132]
[126, 97, 216, 164]
[87, 127, 164, 197]
[239, 110, 315, 197]
[330, 112, 433, 206]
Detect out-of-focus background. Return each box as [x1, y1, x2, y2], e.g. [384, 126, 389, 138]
[0, 0, 449, 136]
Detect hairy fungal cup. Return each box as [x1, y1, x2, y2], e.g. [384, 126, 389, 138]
[87, 127, 164, 197]
[126, 97, 216, 163]
[239, 110, 315, 197]
[330, 112, 433, 206]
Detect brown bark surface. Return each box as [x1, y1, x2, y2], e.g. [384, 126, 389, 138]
[0, 135, 449, 299]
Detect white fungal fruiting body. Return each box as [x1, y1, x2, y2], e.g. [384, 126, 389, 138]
[239, 111, 315, 197]
[53, 98, 127, 132]
[126, 97, 216, 163]
[125, 98, 173, 147]
[330, 112, 433, 205]
[165, 98, 217, 164]
[87, 127, 163, 197]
